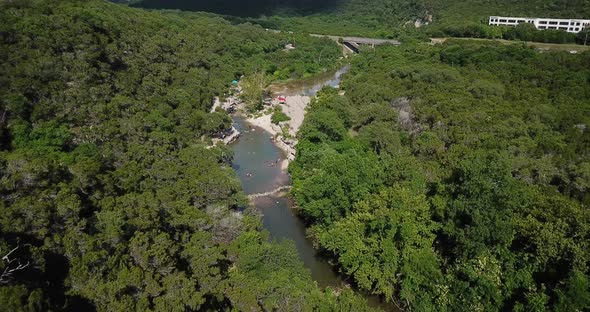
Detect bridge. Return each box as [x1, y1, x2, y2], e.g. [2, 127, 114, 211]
[310, 34, 401, 53]
[265, 29, 401, 53]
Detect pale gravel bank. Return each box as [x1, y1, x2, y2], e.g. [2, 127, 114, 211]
[245, 94, 312, 171]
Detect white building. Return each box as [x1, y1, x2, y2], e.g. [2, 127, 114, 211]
[489, 16, 590, 33]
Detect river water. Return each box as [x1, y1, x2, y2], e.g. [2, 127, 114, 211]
[231, 66, 349, 287]
[270, 65, 350, 96]
[231, 117, 342, 287]
[230, 66, 396, 310]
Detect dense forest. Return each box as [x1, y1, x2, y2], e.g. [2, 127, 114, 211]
[291, 42, 590, 310]
[0, 1, 375, 311]
[131, 0, 590, 44]
[131, 0, 431, 37]
[428, 0, 590, 23]
[2, 0, 590, 311]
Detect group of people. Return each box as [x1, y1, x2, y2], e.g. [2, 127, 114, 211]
[244, 158, 281, 178]
[264, 158, 281, 168]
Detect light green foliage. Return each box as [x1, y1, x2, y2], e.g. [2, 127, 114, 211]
[430, 0, 590, 24]
[555, 270, 590, 311]
[270, 106, 291, 124]
[292, 42, 590, 310]
[319, 186, 441, 305]
[241, 71, 268, 112]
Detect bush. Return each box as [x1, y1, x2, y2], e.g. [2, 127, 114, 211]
[430, 22, 578, 45]
[271, 107, 290, 124]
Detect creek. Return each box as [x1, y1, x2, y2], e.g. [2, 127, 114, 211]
[230, 65, 396, 311]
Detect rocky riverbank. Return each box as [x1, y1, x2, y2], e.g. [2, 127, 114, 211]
[245, 94, 311, 170]
[215, 66, 348, 170]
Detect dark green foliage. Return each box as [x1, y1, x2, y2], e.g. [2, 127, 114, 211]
[291, 42, 590, 310]
[270, 107, 291, 124]
[0, 1, 373, 311]
[132, 0, 343, 17]
[132, 0, 432, 38]
[427, 23, 580, 44]
[131, 0, 590, 45]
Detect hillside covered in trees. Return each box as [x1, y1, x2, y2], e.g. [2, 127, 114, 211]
[131, 0, 590, 42]
[0, 1, 373, 311]
[291, 42, 590, 310]
[2, 0, 590, 311]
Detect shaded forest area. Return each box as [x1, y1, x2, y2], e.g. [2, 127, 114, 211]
[291, 42, 590, 311]
[130, 0, 590, 45]
[132, 0, 344, 17]
[0, 1, 368, 311]
[132, 0, 429, 38]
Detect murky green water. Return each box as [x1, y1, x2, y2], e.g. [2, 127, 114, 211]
[231, 117, 343, 287]
[270, 65, 350, 96]
[231, 118, 289, 195]
[230, 66, 397, 310]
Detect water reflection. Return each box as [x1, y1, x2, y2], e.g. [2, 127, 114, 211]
[255, 196, 343, 287]
[270, 65, 350, 96]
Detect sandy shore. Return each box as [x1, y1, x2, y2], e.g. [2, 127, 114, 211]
[246, 113, 294, 171]
[247, 114, 279, 137]
[246, 95, 311, 136]
[281, 95, 311, 136]
[210, 90, 310, 172]
[211, 95, 242, 113]
[245, 94, 311, 171]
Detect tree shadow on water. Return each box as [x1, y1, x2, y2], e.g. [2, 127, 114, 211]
[132, 0, 344, 17]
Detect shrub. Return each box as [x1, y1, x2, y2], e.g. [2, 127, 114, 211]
[271, 107, 290, 124]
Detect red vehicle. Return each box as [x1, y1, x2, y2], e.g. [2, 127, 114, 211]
[278, 96, 286, 104]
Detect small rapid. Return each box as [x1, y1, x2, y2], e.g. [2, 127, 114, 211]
[247, 185, 292, 200]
